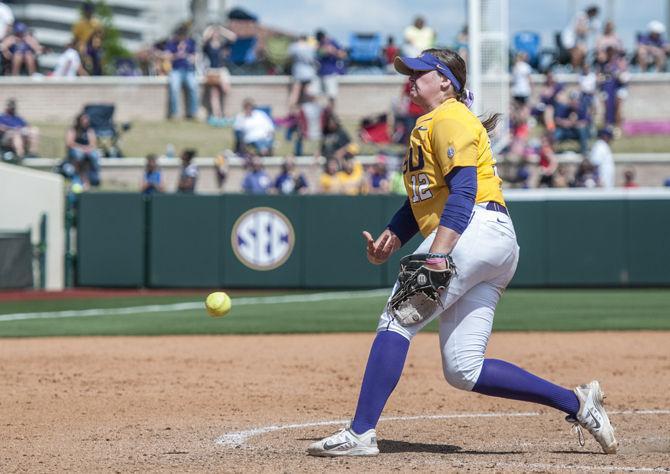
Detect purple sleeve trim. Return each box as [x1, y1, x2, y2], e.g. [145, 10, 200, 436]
[439, 166, 477, 234]
[387, 198, 419, 246]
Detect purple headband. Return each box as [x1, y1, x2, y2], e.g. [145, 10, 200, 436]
[393, 53, 463, 92]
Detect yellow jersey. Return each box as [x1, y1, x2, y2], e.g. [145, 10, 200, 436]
[402, 98, 505, 236]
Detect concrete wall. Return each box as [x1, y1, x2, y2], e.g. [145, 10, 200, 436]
[0, 163, 65, 289]
[21, 152, 670, 193]
[1, 73, 669, 123]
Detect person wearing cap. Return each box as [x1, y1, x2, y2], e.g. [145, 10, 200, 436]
[0, 98, 39, 159]
[636, 20, 670, 72]
[0, 22, 42, 76]
[589, 128, 615, 188]
[307, 48, 617, 457]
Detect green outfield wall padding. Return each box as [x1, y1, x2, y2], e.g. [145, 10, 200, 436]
[221, 195, 303, 288]
[302, 195, 387, 288]
[148, 194, 222, 287]
[507, 201, 548, 287]
[77, 193, 145, 287]
[545, 200, 627, 285]
[626, 200, 670, 284]
[76, 194, 670, 288]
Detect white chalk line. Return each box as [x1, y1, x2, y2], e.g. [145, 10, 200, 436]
[0, 289, 390, 322]
[215, 410, 670, 472]
[448, 460, 670, 473]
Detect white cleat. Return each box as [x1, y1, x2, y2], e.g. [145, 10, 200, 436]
[307, 427, 379, 457]
[566, 380, 618, 454]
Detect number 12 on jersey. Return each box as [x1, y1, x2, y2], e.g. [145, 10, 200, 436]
[410, 173, 433, 203]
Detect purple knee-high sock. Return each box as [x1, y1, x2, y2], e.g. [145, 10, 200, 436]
[350, 330, 410, 435]
[473, 359, 580, 416]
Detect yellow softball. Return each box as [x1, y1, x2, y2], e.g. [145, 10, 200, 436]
[205, 292, 232, 317]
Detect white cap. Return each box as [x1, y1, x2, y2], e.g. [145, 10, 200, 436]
[648, 20, 666, 35]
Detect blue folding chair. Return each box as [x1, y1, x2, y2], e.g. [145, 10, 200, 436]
[348, 32, 383, 66]
[513, 31, 541, 69]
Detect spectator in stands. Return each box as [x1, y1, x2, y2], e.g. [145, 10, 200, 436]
[532, 71, 563, 132]
[287, 35, 317, 107]
[72, 2, 101, 53]
[0, 1, 13, 41]
[511, 52, 532, 107]
[579, 63, 597, 105]
[366, 155, 390, 194]
[141, 153, 164, 195]
[599, 47, 629, 128]
[315, 29, 347, 102]
[0, 1, 10, 76]
[214, 152, 228, 191]
[176, 148, 198, 193]
[571, 158, 597, 188]
[202, 24, 236, 125]
[319, 157, 341, 194]
[536, 134, 558, 188]
[320, 112, 351, 160]
[636, 21, 670, 72]
[0, 98, 39, 160]
[66, 112, 100, 186]
[0, 22, 42, 76]
[589, 128, 615, 188]
[52, 40, 88, 77]
[383, 36, 399, 73]
[336, 152, 365, 195]
[560, 5, 600, 71]
[623, 168, 638, 188]
[242, 155, 271, 194]
[83, 30, 104, 76]
[274, 155, 309, 195]
[595, 21, 623, 60]
[553, 89, 590, 155]
[402, 16, 435, 57]
[233, 98, 275, 156]
[165, 25, 198, 120]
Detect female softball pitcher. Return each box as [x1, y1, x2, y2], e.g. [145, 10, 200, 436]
[308, 49, 617, 456]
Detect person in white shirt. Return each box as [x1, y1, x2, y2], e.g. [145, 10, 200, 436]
[511, 52, 532, 105]
[560, 5, 600, 71]
[402, 16, 435, 57]
[52, 41, 87, 77]
[287, 35, 317, 107]
[0, 1, 14, 40]
[233, 98, 275, 156]
[589, 128, 615, 188]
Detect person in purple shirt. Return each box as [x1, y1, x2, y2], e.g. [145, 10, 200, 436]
[242, 155, 271, 194]
[636, 20, 670, 72]
[315, 30, 347, 102]
[0, 98, 39, 160]
[0, 22, 43, 76]
[274, 156, 308, 195]
[165, 25, 199, 119]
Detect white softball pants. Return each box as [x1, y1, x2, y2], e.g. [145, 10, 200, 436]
[377, 204, 520, 391]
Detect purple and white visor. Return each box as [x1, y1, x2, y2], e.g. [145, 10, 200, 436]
[394, 53, 463, 92]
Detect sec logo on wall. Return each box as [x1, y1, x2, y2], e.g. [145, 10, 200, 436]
[231, 207, 295, 271]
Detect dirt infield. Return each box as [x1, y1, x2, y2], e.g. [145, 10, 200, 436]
[2, 332, 669, 472]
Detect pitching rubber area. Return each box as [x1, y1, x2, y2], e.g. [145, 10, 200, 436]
[1, 332, 669, 472]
